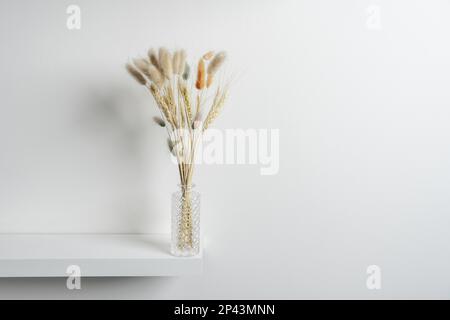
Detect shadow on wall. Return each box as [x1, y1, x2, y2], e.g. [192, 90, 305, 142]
[73, 82, 163, 233]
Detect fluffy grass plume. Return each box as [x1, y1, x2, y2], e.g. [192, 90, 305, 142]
[173, 51, 181, 74]
[126, 63, 146, 85]
[159, 47, 173, 78]
[206, 51, 227, 88]
[147, 65, 164, 87]
[133, 58, 150, 74]
[148, 49, 161, 70]
[195, 59, 206, 90]
[207, 51, 227, 76]
[149, 83, 173, 126]
[179, 82, 193, 123]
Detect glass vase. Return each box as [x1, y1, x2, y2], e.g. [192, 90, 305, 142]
[171, 184, 200, 257]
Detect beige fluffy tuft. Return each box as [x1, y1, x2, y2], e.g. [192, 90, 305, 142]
[206, 51, 227, 88]
[148, 49, 160, 70]
[203, 51, 214, 60]
[126, 63, 146, 85]
[159, 47, 173, 78]
[172, 51, 181, 74]
[178, 50, 187, 76]
[182, 63, 190, 80]
[207, 51, 227, 76]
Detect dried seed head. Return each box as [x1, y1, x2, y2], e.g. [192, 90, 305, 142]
[195, 59, 206, 90]
[172, 51, 181, 74]
[148, 65, 164, 87]
[132, 58, 154, 81]
[158, 47, 166, 63]
[126, 63, 146, 85]
[149, 83, 173, 126]
[203, 51, 214, 60]
[207, 51, 227, 76]
[148, 48, 160, 70]
[182, 63, 190, 80]
[133, 58, 149, 73]
[153, 116, 166, 127]
[159, 47, 173, 78]
[178, 50, 186, 75]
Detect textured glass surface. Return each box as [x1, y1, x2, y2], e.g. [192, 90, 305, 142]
[171, 186, 200, 257]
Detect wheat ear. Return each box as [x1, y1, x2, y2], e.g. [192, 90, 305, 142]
[207, 51, 227, 76]
[133, 58, 150, 74]
[203, 88, 227, 131]
[178, 81, 193, 124]
[149, 83, 173, 126]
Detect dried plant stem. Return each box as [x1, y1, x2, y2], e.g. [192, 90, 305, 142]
[149, 84, 173, 127]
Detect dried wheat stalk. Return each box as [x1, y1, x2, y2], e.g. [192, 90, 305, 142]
[195, 59, 206, 90]
[203, 88, 228, 131]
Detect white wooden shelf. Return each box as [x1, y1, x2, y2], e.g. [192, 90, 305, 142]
[0, 234, 202, 277]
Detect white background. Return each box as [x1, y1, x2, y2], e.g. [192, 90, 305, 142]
[0, 0, 450, 299]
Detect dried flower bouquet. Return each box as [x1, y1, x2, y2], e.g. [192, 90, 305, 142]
[126, 48, 229, 253]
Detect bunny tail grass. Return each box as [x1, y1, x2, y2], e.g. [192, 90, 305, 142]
[207, 51, 227, 76]
[159, 47, 173, 79]
[203, 51, 214, 60]
[126, 63, 146, 85]
[195, 59, 205, 90]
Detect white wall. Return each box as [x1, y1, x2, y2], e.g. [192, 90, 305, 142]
[1, 0, 450, 299]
